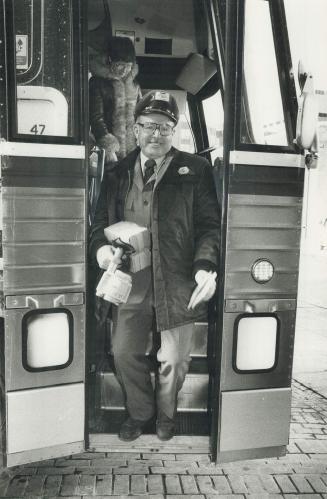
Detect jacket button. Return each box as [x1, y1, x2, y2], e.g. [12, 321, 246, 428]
[143, 199, 149, 206]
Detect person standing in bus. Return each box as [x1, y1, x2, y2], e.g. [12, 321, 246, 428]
[89, 36, 141, 163]
[89, 91, 220, 441]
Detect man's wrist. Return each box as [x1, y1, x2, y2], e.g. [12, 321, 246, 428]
[193, 260, 216, 278]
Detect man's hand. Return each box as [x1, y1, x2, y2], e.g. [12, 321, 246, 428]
[187, 270, 217, 310]
[96, 244, 121, 270]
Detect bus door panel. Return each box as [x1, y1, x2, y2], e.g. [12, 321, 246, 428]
[0, 0, 88, 466]
[213, 0, 304, 462]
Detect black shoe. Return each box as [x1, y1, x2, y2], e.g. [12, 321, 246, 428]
[118, 417, 149, 442]
[156, 413, 175, 441]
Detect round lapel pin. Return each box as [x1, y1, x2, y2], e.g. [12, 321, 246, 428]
[178, 166, 190, 175]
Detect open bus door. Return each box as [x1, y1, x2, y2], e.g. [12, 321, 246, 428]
[211, 0, 307, 462]
[0, 0, 88, 467]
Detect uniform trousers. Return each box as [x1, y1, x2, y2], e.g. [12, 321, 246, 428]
[111, 277, 195, 421]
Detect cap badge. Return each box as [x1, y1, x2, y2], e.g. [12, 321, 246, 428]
[178, 166, 190, 175]
[154, 91, 170, 102]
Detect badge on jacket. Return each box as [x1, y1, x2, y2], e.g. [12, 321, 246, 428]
[178, 166, 190, 175]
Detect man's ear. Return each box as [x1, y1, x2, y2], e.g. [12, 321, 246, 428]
[133, 123, 140, 145]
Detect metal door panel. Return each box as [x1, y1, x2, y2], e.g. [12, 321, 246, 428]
[220, 307, 295, 390]
[5, 298, 85, 391]
[7, 383, 84, 454]
[228, 194, 302, 226]
[225, 271, 298, 296]
[2, 186, 85, 294]
[228, 226, 301, 250]
[226, 249, 300, 273]
[0, 0, 87, 467]
[5, 242, 84, 265]
[3, 220, 84, 242]
[212, 0, 302, 463]
[4, 195, 84, 219]
[4, 265, 84, 294]
[219, 388, 291, 451]
[225, 193, 302, 297]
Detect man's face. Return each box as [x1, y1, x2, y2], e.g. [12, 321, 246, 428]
[134, 113, 175, 159]
[110, 61, 133, 79]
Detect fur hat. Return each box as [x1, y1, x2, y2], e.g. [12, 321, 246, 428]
[107, 36, 136, 63]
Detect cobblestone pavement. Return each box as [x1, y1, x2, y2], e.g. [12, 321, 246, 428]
[0, 380, 327, 498]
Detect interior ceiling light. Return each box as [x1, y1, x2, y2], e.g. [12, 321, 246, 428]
[251, 259, 274, 284]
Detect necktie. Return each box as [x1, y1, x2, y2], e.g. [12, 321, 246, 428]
[143, 159, 156, 184]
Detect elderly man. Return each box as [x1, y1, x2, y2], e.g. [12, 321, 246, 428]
[90, 90, 220, 441]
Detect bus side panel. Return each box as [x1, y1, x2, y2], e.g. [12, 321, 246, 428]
[2, 157, 85, 295]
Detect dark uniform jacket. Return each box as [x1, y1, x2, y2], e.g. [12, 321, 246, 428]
[89, 146, 220, 330]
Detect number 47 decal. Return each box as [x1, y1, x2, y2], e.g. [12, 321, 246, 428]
[30, 124, 46, 135]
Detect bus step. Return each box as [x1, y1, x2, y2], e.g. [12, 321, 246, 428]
[99, 371, 209, 412]
[89, 410, 210, 436]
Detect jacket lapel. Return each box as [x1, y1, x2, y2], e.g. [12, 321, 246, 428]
[154, 147, 179, 189]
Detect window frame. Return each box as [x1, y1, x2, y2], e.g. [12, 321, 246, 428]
[232, 313, 280, 375]
[5, 0, 83, 145]
[233, 0, 299, 154]
[22, 308, 74, 373]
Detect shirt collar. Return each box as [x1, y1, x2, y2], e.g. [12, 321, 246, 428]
[140, 151, 165, 175]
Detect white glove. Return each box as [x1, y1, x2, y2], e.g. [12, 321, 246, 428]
[96, 245, 117, 270]
[187, 270, 217, 310]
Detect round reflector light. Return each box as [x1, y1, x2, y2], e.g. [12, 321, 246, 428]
[251, 259, 274, 283]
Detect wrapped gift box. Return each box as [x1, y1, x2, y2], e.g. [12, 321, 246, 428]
[104, 222, 151, 273]
[104, 221, 150, 252]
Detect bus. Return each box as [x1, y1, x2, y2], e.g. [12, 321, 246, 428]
[0, 0, 317, 466]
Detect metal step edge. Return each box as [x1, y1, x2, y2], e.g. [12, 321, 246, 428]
[88, 433, 211, 454]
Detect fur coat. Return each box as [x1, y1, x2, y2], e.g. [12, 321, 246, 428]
[89, 53, 141, 161]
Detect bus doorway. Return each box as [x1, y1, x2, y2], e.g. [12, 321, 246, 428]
[86, 0, 224, 455]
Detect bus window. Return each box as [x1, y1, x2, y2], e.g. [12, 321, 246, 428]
[240, 0, 289, 146]
[12, 0, 76, 138]
[172, 103, 195, 154]
[202, 90, 224, 162]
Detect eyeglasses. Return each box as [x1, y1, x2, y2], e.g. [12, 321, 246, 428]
[136, 122, 175, 136]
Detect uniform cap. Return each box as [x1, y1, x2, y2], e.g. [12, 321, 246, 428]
[134, 91, 179, 124]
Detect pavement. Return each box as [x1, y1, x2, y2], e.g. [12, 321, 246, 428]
[294, 252, 327, 398]
[0, 254, 326, 498]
